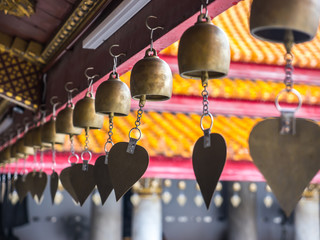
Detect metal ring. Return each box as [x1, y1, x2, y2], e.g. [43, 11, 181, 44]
[68, 153, 79, 165]
[200, 112, 214, 131]
[104, 141, 114, 153]
[81, 149, 92, 162]
[275, 88, 302, 112]
[128, 127, 142, 141]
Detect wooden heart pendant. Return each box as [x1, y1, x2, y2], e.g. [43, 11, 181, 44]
[192, 133, 227, 209]
[108, 142, 149, 201]
[249, 118, 320, 216]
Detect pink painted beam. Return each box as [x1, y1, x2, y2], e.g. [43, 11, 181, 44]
[162, 55, 320, 85]
[4, 153, 320, 183]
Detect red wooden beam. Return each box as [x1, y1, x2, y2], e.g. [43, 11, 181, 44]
[4, 153, 320, 183]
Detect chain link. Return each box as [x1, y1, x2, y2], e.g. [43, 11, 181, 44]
[84, 128, 89, 151]
[284, 53, 294, 91]
[134, 102, 145, 129]
[201, 85, 209, 116]
[107, 118, 114, 144]
[52, 145, 56, 172]
[70, 135, 75, 155]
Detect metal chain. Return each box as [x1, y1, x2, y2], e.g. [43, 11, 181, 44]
[135, 102, 145, 129]
[284, 53, 294, 91]
[113, 56, 118, 75]
[52, 144, 56, 172]
[107, 118, 114, 144]
[40, 149, 44, 171]
[201, 85, 209, 116]
[200, 0, 209, 18]
[85, 128, 89, 151]
[33, 150, 37, 172]
[70, 135, 75, 155]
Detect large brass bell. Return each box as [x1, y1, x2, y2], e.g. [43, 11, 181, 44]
[130, 16, 172, 101]
[250, 0, 320, 43]
[73, 68, 104, 129]
[178, 13, 230, 79]
[95, 45, 131, 116]
[41, 97, 66, 145]
[56, 83, 83, 135]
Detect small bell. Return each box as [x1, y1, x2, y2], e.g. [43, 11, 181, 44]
[41, 120, 66, 145]
[95, 45, 131, 116]
[130, 16, 172, 101]
[56, 82, 83, 135]
[10, 144, 22, 160]
[73, 68, 104, 129]
[250, 0, 320, 44]
[24, 129, 35, 147]
[178, 12, 230, 80]
[1, 147, 11, 163]
[16, 138, 34, 156]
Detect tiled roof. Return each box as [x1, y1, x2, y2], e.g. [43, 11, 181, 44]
[161, 0, 320, 69]
[59, 112, 260, 162]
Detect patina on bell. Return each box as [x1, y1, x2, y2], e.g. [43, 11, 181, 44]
[130, 48, 172, 101]
[250, 0, 320, 43]
[95, 73, 131, 116]
[178, 15, 230, 79]
[17, 138, 34, 156]
[41, 119, 66, 145]
[56, 106, 83, 135]
[73, 95, 104, 129]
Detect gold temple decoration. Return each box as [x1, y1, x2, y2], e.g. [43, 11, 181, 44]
[0, 0, 35, 17]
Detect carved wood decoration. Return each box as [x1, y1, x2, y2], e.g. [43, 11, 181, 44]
[0, 52, 42, 110]
[0, 0, 35, 17]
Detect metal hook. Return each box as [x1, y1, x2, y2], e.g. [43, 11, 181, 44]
[109, 44, 126, 58]
[65, 82, 78, 93]
[200, 0, 209, 18]
[146, 16, 163, 51]
[50, 96, 60, 118]
[85, 67, 99, 80]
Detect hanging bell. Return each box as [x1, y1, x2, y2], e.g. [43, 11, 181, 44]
[31, 126, 51, 148]
[10, 144, 22, 160]
[250, 0, 320, 44]
[178, 14, 230, 79]
[24, 129, 35, 147]
[130, 49, 172, 101]
[41, 120, 66, 145]
[1, 147, 11, 163]
[17, 138, 34, 156]
[56, 107, 83, 135]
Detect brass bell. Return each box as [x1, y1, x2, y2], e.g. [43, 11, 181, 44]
[73, 68, 104, 129]
[130, 16, 172, 101]
[250, 0, 320, 43]
[56, 83, 83, 135]
[1, 147, 11, 162]
[24, 129, 35, 147]
[95, 45, 131, 116]
[32, 126, 51, 148]
[11, 144, 22, 160]
[17, 138, 34, 156]
[41, 119, 66, 145]
[178, 14, 230, 80]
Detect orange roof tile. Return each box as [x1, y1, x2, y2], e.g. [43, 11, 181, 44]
[160, 0, 320, 69]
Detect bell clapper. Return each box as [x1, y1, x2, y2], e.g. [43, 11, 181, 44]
[126, 96, 146, 154]
[81, 127, 92, 171]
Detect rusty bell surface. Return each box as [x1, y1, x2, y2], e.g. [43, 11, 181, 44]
[73, 96, 104, 129]
[130, 49, 172, 101]
[95, 73, 131, 116]
[250, 0, 320, 43]
[178, 15, 230, 79]
[56, 106, 83, 135]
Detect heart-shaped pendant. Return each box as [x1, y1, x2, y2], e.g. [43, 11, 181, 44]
[50, 171, 59, 204]
[26, 172, 36, 198]
[249, 118, 320, 216]
[108, 142, 149, 201]
[69, 164, 96, 206]
[192, 133, 227, 209]
[60, 166, 79, 203]
[93, 156, 113, 205]
[15, 175, 29, 203]
[33, 171, 47, 200]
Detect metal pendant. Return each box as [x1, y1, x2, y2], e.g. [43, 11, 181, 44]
[50, 171, 59, 204]
[69, 163, 96, 206]
[178, 15, 230, 79]
[108, 142, 149, 201]
[60, 166, 78, 203]
[15, 175, 29, 203]
[32, 171, 47, 201]
[250, 0, 320, 44]
[249, 118, 320, 216]
[93, 156, 113, 205]
[192, 133, 227, 209]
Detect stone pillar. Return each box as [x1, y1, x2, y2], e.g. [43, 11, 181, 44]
[228, 182, 258, 240]
[295, 185, 320, 240]
[132, 179, 162, 240]
[90, 191, 122, 240]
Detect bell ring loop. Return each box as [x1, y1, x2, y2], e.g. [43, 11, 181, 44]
[145, 48, 157, 57]
[128, 127, 142, 141]
[104, 141, 114, 154]
[275, 88, 302, 113]
[200, 112, 214, 131]
[68, 153, 79, 165]
[81, 149, 92, 162]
